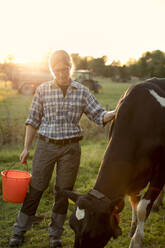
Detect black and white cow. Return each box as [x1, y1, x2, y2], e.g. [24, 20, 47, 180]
[65, 77, 165, 248]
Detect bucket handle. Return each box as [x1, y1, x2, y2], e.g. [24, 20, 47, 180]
[4, 162, 29, 176]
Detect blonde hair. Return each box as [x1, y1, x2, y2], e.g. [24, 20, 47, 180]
[49, 50, 71, 78]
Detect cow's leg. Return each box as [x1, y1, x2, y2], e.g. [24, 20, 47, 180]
[129, 198, 150, 248]
[129, 192, 141, 238]
[129, 185, 163, 248]
[152, 185, 165, 211]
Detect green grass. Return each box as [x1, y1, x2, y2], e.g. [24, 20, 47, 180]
[1, 79, 165, 248]
[95, 77, 132, 108]
[0, 83, 32, 147]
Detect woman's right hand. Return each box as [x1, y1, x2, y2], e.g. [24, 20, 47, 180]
[19, 148, 29, 164]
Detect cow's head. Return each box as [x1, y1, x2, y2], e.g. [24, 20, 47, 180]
[64, 189, 124, 248]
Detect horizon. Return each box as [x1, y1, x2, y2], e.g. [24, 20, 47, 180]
[2, 48, 165, 66]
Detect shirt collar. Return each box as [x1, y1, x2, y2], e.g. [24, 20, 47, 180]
[50, 79, 78, 90]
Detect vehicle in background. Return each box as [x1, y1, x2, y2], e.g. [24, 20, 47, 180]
[1, 65, 102, 95]
[72, 70, 102, 93]
[11, 71, 52, 95]
[1, 63, 52, 95]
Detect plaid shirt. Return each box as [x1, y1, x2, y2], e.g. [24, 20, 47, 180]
[25, 80, 107, 140]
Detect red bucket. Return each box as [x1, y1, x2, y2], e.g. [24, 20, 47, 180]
[1, 170, 31, 203]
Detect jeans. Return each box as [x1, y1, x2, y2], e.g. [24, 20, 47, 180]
[13, 138, 81, 235]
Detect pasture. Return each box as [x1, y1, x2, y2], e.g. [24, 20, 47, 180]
[0, 79, 165, 248]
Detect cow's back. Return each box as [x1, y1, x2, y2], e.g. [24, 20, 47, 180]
[113, 78, 165, 140]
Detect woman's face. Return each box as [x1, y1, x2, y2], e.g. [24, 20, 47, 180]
[54, 62, 71, 86]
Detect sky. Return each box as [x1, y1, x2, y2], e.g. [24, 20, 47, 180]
[0, 0, 165, 64]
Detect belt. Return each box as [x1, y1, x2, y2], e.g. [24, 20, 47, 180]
[39, 135, 83, 145]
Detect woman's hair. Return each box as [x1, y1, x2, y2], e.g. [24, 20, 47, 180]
[49, 50, 71, 78]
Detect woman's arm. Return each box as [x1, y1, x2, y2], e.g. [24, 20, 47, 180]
[19, 125, 37, 164]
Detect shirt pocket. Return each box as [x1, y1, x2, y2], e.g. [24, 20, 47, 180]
[66, 103, 82, 123]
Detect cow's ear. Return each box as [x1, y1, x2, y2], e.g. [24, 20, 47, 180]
[111, 198, 125, 214]
[62, 190, 82, 203]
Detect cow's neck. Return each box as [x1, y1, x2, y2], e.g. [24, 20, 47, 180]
[94, 146, 127, 201]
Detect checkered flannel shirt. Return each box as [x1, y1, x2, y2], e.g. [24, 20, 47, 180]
[25, 80, 107, 140]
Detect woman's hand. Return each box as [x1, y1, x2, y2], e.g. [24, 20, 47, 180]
[19, 148, 29, 164]
[103, 110, 116, 123]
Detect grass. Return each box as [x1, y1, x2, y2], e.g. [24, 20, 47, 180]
[0, 82, 32, 146]
[95, 77, 132, 108]
[0, 78, 165, 248]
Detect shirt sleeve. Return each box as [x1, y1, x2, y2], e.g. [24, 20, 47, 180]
[83, 88, 107, 126]
[25, 86, 43, 128]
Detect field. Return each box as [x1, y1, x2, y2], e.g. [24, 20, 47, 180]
[0, 79, 165, 248]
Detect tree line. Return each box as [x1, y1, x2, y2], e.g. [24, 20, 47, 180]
[1, 50, 165, 83]
[71, 50, 165, 81]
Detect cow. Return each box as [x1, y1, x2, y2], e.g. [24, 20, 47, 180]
[64, 77, 165, 248]
[152, 185, 165, 211]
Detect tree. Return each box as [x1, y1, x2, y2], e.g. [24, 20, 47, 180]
[147, 50, 165, 77]
[88, 56, 107, 76]
[71, 53, 88, 70]
[132, 50, 165, 79]
[118, 65, 131, 82]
